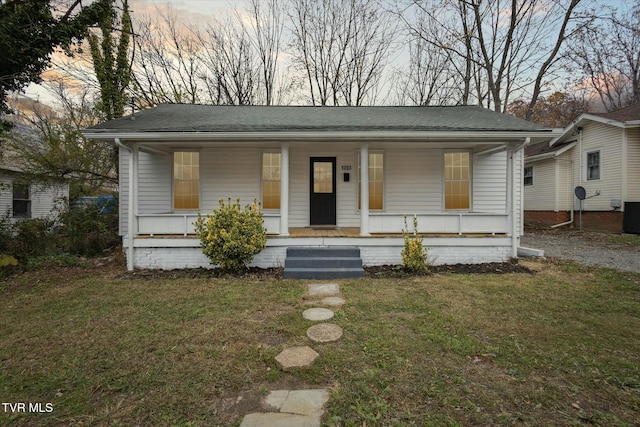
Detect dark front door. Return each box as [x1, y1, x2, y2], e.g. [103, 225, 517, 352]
[310, 157, 336, 225]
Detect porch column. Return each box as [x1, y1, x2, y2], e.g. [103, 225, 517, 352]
[506, 145, 515, 257]
[127, 142, 139, 271]
[360, 143, 370, 236]
[280, 143, 290, 236]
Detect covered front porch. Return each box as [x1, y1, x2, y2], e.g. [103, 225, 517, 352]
[123, 139, 526, 269]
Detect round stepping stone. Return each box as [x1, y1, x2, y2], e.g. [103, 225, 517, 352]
[306, 323, 343, 343]
[321, 296, 345, 307]
[275, 346, 319, 371]
[302, 307, 334, 321]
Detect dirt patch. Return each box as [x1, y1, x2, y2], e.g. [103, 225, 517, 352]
[365, 261, 534, 278]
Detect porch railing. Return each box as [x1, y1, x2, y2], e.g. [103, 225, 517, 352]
[136, 213, 281, 236]
[368, 212, 509, 235]
[134, 211, 508, 237]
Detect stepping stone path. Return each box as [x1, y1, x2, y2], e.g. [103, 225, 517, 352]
[240, 283, 346, 426]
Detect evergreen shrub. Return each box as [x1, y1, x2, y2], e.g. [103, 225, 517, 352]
[194, 198, 267, 273]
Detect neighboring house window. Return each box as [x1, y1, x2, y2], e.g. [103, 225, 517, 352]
[173, 151, 200, 210]
[262, 152, 281, 209]
[12, 182, 31, 218]
[524, 166, 533, 186]
[586, 150, 600, 180]
[357, 152, 384, 210]
[444, 152, 470, 210]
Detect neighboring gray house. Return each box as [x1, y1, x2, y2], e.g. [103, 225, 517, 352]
[83, 104, 557, 273]
[524, 103, 640, 232]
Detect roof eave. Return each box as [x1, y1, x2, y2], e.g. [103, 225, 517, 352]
[525, 142, 576, 163]
[82, 129, 558, 144]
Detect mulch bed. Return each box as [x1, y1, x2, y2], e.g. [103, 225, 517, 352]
[116, 260, 534, 281]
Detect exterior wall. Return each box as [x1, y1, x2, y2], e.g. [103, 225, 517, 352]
[127, 236, 513, 269]
[627, 127, 640, 202]
[0, 173, 68, 220]
[524, 158, 556, 211]
[524, 210, 570, 226]
[0, 176, 11, 216]
[473, 150, 507, 213]
[572, 122, 623, 211]
[556, 152, 573, 211]
[524, 152, 573, 213]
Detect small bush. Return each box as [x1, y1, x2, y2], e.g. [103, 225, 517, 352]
[194, 198, 267, 273]
[58, 198, 119, 256]
[9, 217, 59, 262]
[401, 216, 430, 273]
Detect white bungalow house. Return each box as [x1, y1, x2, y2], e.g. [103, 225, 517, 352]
[82, 104, 557, 273]
[524, 103, 640, 233]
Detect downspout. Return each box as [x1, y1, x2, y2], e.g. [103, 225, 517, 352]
[115, 138, 135, 271]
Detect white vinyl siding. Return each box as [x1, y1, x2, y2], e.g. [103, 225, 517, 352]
[385, 149, 441, 213]
[473, 150, 507, 213]
[577, 122, 623, 211]
[29, 182, 68, 218]
[201, 147, 261, 209]
[523, 158, 556, 211]
[555, 152, 573, 212]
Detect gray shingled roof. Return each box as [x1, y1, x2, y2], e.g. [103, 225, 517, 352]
[86, 104, 549, 133]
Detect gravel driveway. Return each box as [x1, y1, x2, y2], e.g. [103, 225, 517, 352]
[520, 230, 640, 273]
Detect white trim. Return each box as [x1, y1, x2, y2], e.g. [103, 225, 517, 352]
[84, 130, 556, 143]
[360, 144, 370, 236]
[525, 142, 576, 163]
[523, 165, 533, 187]
[171, 149, 201, 212]
[280, 144, 290, 236]
[584, 148, 602, 181]
[442, 149, 472, 212]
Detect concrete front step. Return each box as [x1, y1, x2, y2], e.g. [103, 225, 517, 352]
[284, 247, 365, 279]
[285, 267, 364, 279]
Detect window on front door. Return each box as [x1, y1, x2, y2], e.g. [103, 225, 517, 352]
[357, 152, 384, 210]
[262, 152, 281, 209]
[12, 182, 31, 218]
[173, 151, 200, 210]
[444, 152, 470, 210]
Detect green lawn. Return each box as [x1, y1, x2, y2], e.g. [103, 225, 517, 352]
[1, 260, 639, 426]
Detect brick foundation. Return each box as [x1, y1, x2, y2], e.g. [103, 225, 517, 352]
[525, 210, 623, 233]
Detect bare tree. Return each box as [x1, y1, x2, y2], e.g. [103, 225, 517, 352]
[6, 84, 117, 195]
[289, 0, 395, 106]
[195, 18, 259, 105]
[569, 4, 640, 111]
[130, 6, 204, 105]
[243, 0, 286, 105]
[399, 0, 586, 115]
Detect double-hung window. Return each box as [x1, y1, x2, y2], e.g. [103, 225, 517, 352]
[262, 152, 281, 209]
[444, 152, 470, 210]
[357, 152, 384, 210]
[12, 182, 31, 218]
[524, 166, 533, 186]
[586, 150, 600, 181]
[173, 151, 200, 210]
